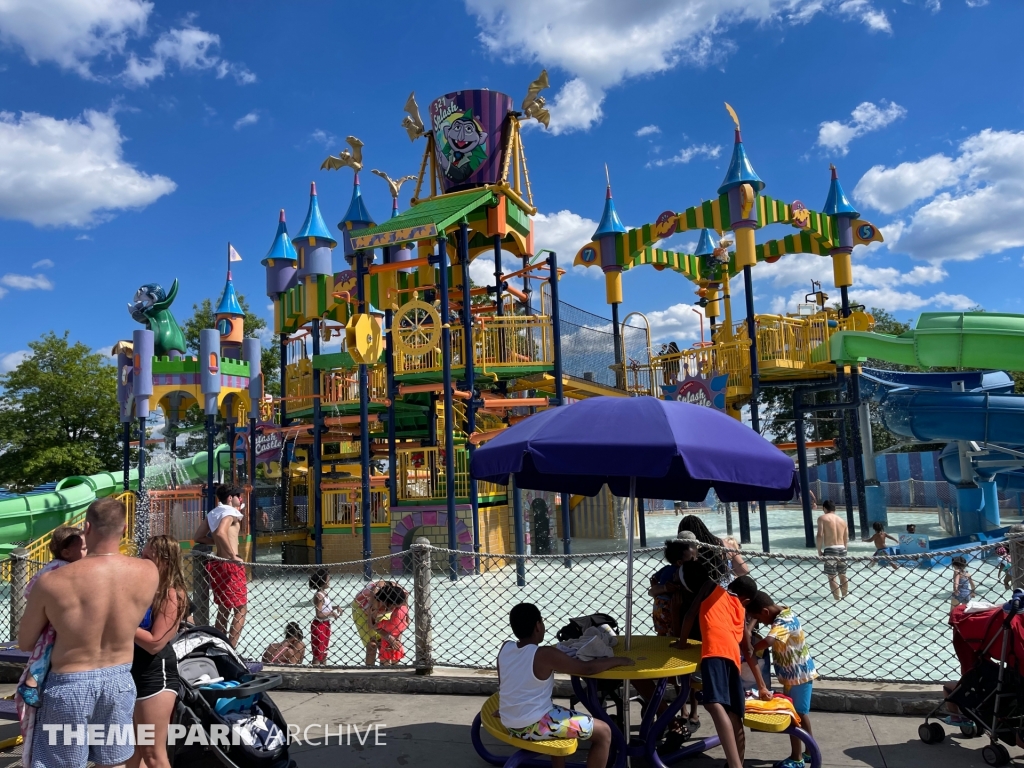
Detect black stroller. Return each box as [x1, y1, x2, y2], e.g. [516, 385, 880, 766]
[169, 626, 296, 768]
[919, 591, 1024, 766]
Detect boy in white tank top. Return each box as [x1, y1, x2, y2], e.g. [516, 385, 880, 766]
[497, 603, 633, 767]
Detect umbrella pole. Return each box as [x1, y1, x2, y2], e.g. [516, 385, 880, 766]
[622, 476, 636, 760]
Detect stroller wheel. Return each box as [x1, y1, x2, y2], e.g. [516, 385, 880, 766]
[982, 744, 1010, 766]
[919, 722, 945, 744]
[959, 722, 981, 739]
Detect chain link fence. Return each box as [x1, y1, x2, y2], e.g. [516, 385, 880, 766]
[6, 537, 1023, 684]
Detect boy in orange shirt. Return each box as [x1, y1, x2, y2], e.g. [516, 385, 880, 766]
[674, 575, 769, 768]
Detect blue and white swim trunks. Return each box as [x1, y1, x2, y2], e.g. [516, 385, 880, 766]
[31, 663, 137, 768]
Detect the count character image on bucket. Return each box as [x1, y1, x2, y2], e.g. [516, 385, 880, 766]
[436, 108, 487, 184]
[429, 90, 512, 191]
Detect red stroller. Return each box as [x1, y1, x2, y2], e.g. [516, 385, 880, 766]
[919, 591, 1024, 766]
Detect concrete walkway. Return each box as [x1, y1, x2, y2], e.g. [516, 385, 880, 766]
[275, 691, 1024, 767]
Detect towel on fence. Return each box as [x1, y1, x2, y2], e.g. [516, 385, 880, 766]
[744, 693, 801, 728]
[556, 625, 618, 661]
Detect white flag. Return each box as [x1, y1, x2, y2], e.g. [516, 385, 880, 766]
[229, 244, 243, 262]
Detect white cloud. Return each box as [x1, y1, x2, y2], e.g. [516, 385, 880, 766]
[309, 129, 336, 147]
[31, 259, 54, 269]
[817, 100, 906, 155]
[123, 23, 255, 86]
[858, 129, 1024, 262]
[636, 125, 661, 137]
[466, 0, 891, 134]
[847, 287, 974, 311]
[544, 78, 605, 135]
[1, 273, 54, 290]
[534, 210, 603, 277]
[0, 350, 29, 372]
[753, 251, 968, 315]
[75, 234, 92, 241]
[233, 111, 260, 130]
[965, 0, 987, 6]
[853, 154, 960, 213]
[468, 252, 523, 289]
[900, 264, 947, 285]
[0, 109, 176, 227]
[0, 0, 151, 77]
[837, 0, 892, 31]
[647, 143, 721, 168]
[646, 303, 706, 342]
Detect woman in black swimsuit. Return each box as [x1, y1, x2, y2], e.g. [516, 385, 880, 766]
[128, 535, 188, 768]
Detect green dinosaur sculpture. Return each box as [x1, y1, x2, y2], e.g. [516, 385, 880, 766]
[129, 279, 187, 357]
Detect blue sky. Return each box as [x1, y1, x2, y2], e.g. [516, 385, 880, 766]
[1, 0, 1022, 370]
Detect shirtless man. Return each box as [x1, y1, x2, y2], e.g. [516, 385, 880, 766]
[816, 500, 849, 601]
[193, 484, 247, 647]
[19, 497, 158, 768]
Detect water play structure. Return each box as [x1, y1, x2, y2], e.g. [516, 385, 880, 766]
[4, 89, 1024, 565]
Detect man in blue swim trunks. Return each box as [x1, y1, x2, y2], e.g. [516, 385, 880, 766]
[19, 497, 159, 768]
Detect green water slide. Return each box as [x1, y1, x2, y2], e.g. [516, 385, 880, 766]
[830, 312, 1024, 369]
[0, 447, 230, 556]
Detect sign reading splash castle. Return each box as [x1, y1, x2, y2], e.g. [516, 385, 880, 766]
[660, 367, 728, 412]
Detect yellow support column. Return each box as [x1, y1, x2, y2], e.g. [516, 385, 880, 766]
[721, 271, 733, 339]
[604, 269, 623, 305]
[706, 286, 720, 324]
[418, 239, 434, 289]
[832, 251, 853, 289]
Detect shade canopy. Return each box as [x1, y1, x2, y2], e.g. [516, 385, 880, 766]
[471, 396, 797, 501]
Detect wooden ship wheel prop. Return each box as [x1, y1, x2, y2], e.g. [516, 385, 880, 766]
[392, 300, 441, 358]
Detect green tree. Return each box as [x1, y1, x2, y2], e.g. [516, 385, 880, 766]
[0, 332, 121, 491]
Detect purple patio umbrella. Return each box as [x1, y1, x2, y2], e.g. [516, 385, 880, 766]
[471, 396, 797, 749]
[471, 396, 797, 603]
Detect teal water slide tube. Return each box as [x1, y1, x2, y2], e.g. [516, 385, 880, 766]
[830, 311, 1024, 533]
[0, 447, 229, 555]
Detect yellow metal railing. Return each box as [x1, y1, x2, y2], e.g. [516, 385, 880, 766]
[285, 358, 314, 412]
[322, 489, 390, 529]
[395, 446, 507, 502]
[259, 397, 278, 424]
[320, 366, 389, 409]
[651, 339, 751, 393]
[394, 326, 465, 375]
[16, 491, 137, 580]
[393, 315, 555, 376]
[396, 447, 466, 501]
[477, 315, 554, 370]
[147, 488, 209, 543]
[744, 313, 839, 370]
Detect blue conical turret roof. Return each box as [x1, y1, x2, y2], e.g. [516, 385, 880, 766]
[694, 228, 719, 257]
[294, 182, 337, 246]
[822, 165, 859, 218]
[262, 209, 298, 265]
[718, 130, 765, 196]
[341, 173, 374, 227]
[592, 184, 627, 239]
[216, 274, 243, 316]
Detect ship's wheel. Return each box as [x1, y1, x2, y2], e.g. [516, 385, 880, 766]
[393, 300, 441, 357]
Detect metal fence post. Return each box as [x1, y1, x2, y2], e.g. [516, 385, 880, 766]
[413, 538, 433, 675]
[9, 548, 28, 641]
[190, 552, 211, 627]
[1009, 526, 1024, 591]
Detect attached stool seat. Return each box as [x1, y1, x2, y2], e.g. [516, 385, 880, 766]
[743, 712, 792, 733]
[743, 710, 823, 768]
[472, 693, 580, 767]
